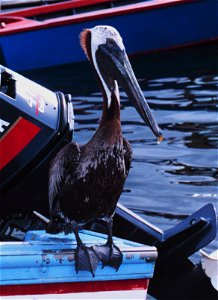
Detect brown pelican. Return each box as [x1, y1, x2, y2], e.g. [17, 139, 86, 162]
[46, 26, 163, 276]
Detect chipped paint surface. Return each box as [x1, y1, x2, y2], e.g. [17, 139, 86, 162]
[41, 249, 75, 265]
[0, 230, 157, 285]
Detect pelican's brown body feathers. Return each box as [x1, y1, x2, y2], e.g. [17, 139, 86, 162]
[48, 95, 132, 227]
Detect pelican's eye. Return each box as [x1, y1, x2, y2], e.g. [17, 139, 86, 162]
[106, 38, 116, 48]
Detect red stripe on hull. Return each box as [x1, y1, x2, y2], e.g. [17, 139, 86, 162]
[0, 117, 41, 170]
[0, 279, 148, 296]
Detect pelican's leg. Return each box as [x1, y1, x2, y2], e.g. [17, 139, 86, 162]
[71, 222, 100, 277]
[94, 217, 123, 270]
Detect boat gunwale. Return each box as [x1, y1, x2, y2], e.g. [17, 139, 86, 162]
[0, 0, 196, 36]
[2, 0, 114, 17]
[0, 243, 157, 255]
[1, 0, 196, 17]
[0, 229, 157, 257]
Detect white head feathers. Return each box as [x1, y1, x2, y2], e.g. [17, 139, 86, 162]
[90, 26, 125, 108]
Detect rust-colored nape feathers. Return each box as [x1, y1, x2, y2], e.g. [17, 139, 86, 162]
[80, 29, 92, 61]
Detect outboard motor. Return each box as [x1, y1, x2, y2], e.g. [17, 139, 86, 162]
[0, 66, 74, 219]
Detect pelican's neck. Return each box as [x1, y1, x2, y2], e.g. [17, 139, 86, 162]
[100, 88, 121, 125]
[91, 54, 121, 128]
[81, 29, 122, 144]
[89, 85, 122, 148]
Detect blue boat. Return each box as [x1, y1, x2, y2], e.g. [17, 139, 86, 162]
[0, 229, 157, 299]
[0, 0, 218, 71]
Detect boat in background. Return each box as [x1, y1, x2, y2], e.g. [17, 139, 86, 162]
[1, 0, 218, 71]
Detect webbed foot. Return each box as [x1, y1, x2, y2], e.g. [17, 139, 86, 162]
[94, 243, 123, 271]
[71, 221, 100, 277]
[75, 244, 100, 277]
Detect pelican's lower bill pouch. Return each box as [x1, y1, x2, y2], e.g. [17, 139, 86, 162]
[0, 230, 157, 300]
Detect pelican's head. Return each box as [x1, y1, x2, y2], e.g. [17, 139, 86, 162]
[80, 26, 163, 142]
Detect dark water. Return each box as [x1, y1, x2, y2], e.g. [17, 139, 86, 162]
[25, 42, 218, 258]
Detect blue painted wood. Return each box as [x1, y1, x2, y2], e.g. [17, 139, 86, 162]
[0, 0, 217, 71]
[0, 230, 157, 285]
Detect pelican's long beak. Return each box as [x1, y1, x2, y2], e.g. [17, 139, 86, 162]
[97, 42, 163, 142]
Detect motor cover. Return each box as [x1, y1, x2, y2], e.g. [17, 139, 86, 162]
[0, 66, 74, 217]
